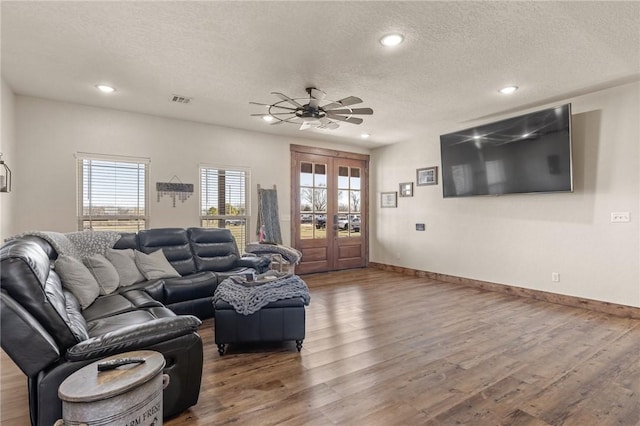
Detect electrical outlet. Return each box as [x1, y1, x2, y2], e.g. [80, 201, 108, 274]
[552, 272, 560, 282]
[416, 223, 425, 231]
[611, 212, 630, 223]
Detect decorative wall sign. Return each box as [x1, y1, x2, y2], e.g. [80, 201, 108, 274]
[157, 177, 194, 207]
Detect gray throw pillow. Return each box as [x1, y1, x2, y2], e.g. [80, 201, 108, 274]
[55, 255, 100, 309]
[83, 254, 120, 295]
[105, 248, 146, 287]
[134, 249, 181, 280]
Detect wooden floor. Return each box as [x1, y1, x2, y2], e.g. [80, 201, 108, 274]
[2, 268, 639, 425]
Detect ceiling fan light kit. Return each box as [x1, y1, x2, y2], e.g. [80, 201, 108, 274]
[250, 87, 373, 131]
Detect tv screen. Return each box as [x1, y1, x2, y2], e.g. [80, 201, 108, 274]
[440, 104, 573, 198]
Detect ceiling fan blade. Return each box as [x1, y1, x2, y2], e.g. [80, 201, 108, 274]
[320, 117, 340, 130]
[250, 101, 298, 112]
[323, 96, 363, 110]
[271, 92, 303, 108]
[326, 113, 364, 125]
[326, 108, 373, 115]
[250, 112, 294, 116]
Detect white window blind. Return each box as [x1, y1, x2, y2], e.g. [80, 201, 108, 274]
[77, 155, 149, 232]
[200, 166, 249, 251]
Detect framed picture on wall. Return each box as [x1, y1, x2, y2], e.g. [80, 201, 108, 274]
[399, 182, 413, 197]
[417, 166, 438, 186]
[381, 192, 398, 208]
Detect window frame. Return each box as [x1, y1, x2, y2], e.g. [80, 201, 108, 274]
[76, 153, 150, 232]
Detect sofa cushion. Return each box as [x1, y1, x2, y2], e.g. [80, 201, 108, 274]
[1, 241, 80, 348]
[54, 255, 100, 309]
[83, 254, 120, 295]
[82, 293, 137, 322]
[116, 279, 165, 303]
[138, 228, 196, 275]
[105, 249, 145, 287]
[86, 309, 169, 337]
[113, 232, 138, 250]
[187, 227, 240, 272]
[162, 271, 217, 305]
[135, 249, 181, 280]
[82, 291, 165, 322]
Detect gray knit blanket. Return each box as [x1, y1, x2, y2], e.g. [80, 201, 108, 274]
[245, 242, 302, 264]
[5, 230, 121, 258]
[214, 274, 310, 315]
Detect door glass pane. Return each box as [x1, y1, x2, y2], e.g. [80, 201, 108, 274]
[338, 166, 362, 238]
[350, 167, 361, 190]
[300, 161, 328, 240]
[337, 190, 349, 213]
[314, 164, 327, 187]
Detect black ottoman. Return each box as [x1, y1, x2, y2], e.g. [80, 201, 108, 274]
[214, 297, 306, 355]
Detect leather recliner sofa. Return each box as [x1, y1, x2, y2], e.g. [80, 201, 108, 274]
[0, 227, 269, 426]
[113, 227, 270, 319]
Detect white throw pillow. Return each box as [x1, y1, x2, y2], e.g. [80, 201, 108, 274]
[55, 255, 100, 309]
[134, 249, 181, 280]
[83, 254, 120, 295]
[105, 248, 146, 287]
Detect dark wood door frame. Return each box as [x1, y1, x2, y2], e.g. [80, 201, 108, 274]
[290, 144, 370, 273]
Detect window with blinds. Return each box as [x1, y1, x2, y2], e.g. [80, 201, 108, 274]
[77, 155, 149, 232]
[200, 166, 249, 251]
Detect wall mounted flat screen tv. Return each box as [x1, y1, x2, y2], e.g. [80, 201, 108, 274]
[440, 104, 573, 198]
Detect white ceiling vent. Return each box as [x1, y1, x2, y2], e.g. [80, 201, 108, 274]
[170, 94, 192, 104]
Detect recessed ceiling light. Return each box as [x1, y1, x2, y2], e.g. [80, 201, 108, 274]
[262, 115, 274, 122]
[361, 133, 370, 139]
[499, 86, 518, 95]
[380, 33, 404, 47]
[95, 84, 116, 93]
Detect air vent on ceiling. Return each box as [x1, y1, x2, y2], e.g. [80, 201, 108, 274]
[170, 94, 192, 104]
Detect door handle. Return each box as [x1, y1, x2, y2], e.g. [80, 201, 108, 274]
[333, 214, 338, 232]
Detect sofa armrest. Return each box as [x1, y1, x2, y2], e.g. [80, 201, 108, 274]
[1, 290, 61, 377]
[237, 255, 271, 273]
[65, 315, 201, 361]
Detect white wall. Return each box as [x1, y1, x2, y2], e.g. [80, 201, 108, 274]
[371, 82, 640, 307]
[0, 79, 16, 243]
[11, 96, 369, 245]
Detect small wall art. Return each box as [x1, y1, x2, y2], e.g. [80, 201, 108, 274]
[416, 166, 438, 186]
[381, 191, 398, 208]
[399, 182, 413, 197]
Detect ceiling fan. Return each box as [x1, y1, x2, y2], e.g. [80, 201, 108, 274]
[250, 87, 373, 130]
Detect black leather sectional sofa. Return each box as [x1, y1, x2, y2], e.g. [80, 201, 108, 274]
[0, 227, 270, 426]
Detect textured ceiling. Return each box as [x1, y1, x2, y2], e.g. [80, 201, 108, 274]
[2, 1, 639, 148]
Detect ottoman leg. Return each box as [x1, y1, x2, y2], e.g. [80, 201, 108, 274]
[296, 340, 303, 352]
[217, 343, 226, 356]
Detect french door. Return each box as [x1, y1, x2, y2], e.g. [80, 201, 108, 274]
[291, 145, 369, 274]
